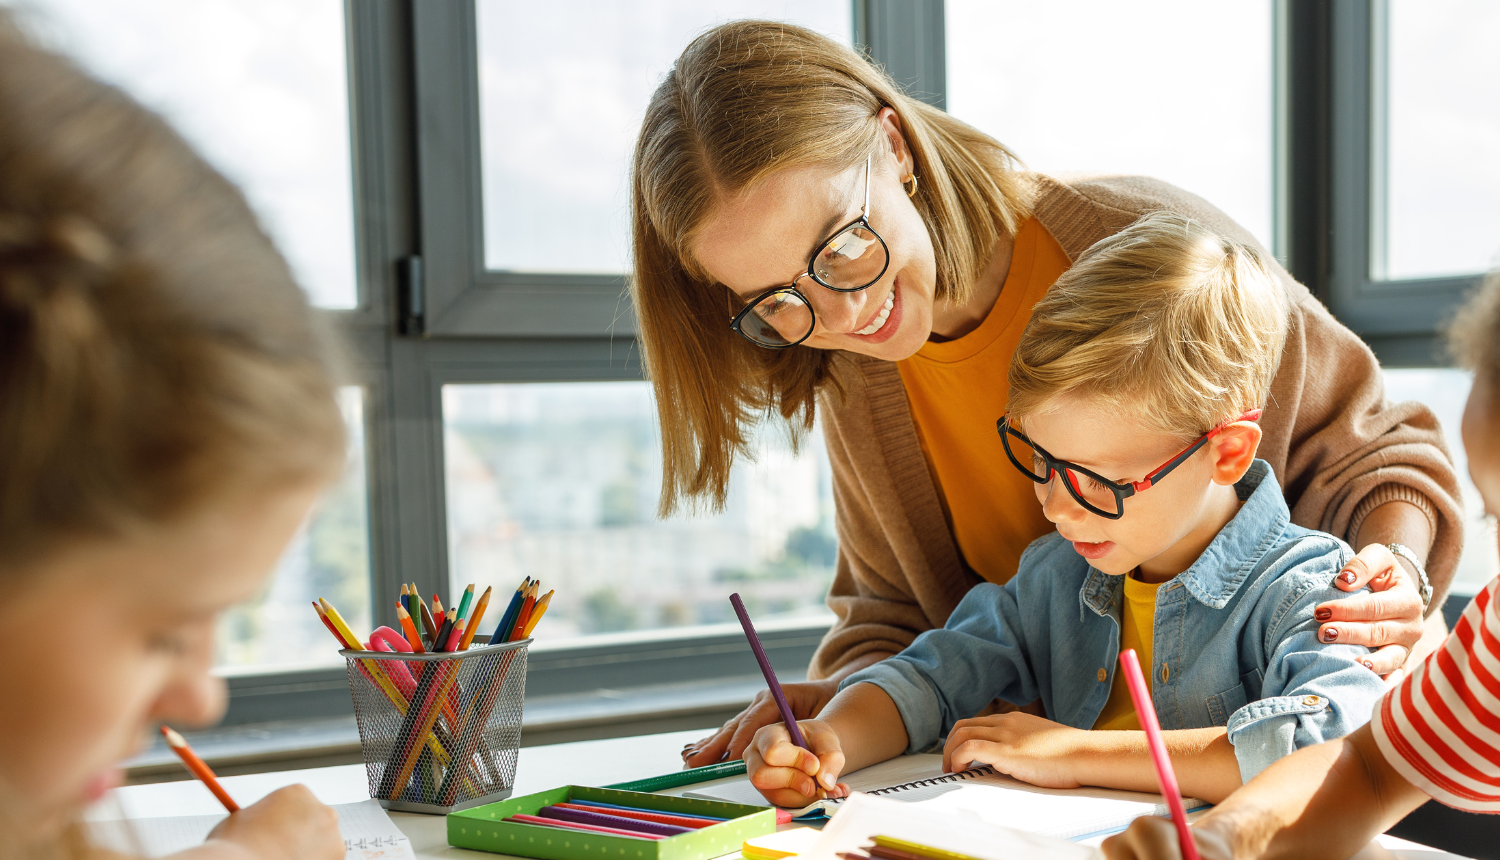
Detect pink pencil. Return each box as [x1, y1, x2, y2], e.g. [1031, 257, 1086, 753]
[1119, 648, 1200, 860]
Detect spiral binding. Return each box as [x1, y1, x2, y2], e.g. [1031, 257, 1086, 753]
[825, 764, 999, 805]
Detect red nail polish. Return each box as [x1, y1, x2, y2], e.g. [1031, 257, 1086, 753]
[1341, 570, 1358, 584]
[1315, 607, 1332, 621]
[1322, 627, 1338, 642]
[1362, 660, 1374, 670]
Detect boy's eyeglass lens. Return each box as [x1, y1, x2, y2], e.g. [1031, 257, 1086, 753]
[1000, 426, 1125, 518]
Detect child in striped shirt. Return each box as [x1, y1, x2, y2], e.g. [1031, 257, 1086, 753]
[1103, 271, 1500, 859]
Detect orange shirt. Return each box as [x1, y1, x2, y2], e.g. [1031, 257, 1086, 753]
[896, 218, 1071, 585]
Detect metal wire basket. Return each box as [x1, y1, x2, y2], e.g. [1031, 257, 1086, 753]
[341, 639, 528, 814]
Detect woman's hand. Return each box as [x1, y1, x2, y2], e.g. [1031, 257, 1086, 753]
[1315, 543, 1424, 681]
[682, 678, 842, 767]
[1101, 817, 1235, 860]
[199, 785, 342, 860]
[940, 712, 1091, 789]
[743, 720, 849, 808]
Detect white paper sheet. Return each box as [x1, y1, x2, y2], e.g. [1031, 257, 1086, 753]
[87, 799, 414, 860]
[801, 793, 1099, 860]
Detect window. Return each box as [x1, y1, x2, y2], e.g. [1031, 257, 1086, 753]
[1375, 1, 1500, 281]
[945, 0, 1274, 249]
[9, 0, 360, 309]
[476, 0, 852, 275]
[443, 382, 836, 641]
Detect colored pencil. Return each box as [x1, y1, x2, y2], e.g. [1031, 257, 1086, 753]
[871, 837, 985, 860]
[458, 586, 492, 650]
[489, 579, 527, 644]
[509, 582, 539, 642]
[505, 814, 661, 840]
[553, 802, 716, 829]
[521, 590, 554, 639]
[537, 806, 691, 837]
[396, 605, 425, 653]
[418, 595, 439, 645]
[432, 608, 456, 653]
[730, 592, 808, 749]
[312, 601, 350, 648]
[444, 617, 466, 653]
[160, 726, 238, 812]
[318, 598, 363, 651]
[455, 583, 475, 624]
[1120, 648, 1201, 860]
[569, 799, 727, 821]
[432, 594, 444, 620]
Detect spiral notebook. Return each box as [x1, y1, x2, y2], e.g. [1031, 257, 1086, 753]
[683, 754, 1207, 840]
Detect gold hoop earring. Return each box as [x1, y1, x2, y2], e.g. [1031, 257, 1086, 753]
[902, 173, 919, 198]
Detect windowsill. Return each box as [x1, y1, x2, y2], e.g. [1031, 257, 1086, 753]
[125, 674, 767, 784]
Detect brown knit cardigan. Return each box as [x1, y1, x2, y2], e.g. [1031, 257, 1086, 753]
[808, 174, 1464, 680]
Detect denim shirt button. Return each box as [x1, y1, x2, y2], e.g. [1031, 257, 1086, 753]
[1097, 668, 1107, 682]
[1302, 695, 1321, 706]
[1161, 663, 1170, 683]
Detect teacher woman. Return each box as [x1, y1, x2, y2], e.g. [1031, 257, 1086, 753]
[627, 21, 1464, 768]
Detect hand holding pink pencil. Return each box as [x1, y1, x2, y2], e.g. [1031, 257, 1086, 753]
[1119, 648, 1201, 860]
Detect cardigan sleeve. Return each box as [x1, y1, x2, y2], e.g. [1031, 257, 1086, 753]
[1046, 175, 1465, 606]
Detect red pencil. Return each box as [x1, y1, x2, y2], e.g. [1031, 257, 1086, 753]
[506, 814, 661, 840]
[160, 726, 239, 812]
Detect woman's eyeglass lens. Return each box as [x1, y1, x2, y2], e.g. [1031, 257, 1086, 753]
[999, 423, 1126, 518]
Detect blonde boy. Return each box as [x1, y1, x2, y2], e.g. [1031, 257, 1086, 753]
[745, 212, 1387, 806]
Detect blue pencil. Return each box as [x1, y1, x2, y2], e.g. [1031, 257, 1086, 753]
[488, 578, 528, 644]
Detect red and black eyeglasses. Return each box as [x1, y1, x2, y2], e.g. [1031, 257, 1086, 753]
[997, 409, 1264, 519]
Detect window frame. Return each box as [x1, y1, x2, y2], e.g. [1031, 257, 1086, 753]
[217, 0, 941, 725]
[1282, 0, 1485, 367]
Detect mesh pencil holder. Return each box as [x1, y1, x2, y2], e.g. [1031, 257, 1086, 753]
[341, 638, 529, 814]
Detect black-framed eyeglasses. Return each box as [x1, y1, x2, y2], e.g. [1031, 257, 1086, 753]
[997, 410, 1264, 519]
[728, 155, 891, 349]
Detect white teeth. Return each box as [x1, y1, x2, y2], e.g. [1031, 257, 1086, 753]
[857, 292, 896, 336]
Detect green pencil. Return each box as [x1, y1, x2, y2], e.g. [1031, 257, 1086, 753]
[602, 759, 748, 793]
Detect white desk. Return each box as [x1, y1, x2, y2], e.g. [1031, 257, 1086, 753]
[90, 729, 1464, 860]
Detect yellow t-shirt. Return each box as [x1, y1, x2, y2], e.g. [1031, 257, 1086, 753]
[896, 217, 1071, 585]
[1093, 572, 1165, 731]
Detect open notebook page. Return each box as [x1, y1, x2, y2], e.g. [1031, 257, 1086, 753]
[801, 793, 1098, 860]
[685, 753, 1207, 839]
[88, 799, 414, 860]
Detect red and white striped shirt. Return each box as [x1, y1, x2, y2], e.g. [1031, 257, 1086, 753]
[1372, 576, 1500, 812]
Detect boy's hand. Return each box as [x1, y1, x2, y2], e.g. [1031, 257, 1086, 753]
[941, 713, 1091, 789]
[1101, 817, 1235, 860]
[744, 720, 850, 808]
[202, 785, 342, 860]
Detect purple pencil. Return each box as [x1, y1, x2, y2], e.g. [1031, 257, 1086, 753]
[729, 593, 809, 750]
[537, 806, 691, 837]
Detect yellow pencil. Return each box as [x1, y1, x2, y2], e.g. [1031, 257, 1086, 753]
[521, 590, 553, 639]
[318, 598, 363, 650]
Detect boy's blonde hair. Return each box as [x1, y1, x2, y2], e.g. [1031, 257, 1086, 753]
[1449, 270, 1500, 382]
[1008, 211, 1290, 439]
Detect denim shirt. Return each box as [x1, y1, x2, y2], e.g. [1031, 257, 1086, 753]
[843, 460, 1387, 782]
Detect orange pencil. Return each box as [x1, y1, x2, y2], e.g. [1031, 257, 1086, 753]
[396, 605, 425, 653]
[521, 590, 553, 639]
[161, 726, 239, 812]
[458, 586, 493, 650]
[509, 582, 539, 642]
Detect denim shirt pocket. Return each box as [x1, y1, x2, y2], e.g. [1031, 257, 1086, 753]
[1207, 669, 1264, 725]
[1225, 694, 1332, 782]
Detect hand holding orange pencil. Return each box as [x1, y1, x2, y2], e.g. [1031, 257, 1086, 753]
[161, 726, 239, 811]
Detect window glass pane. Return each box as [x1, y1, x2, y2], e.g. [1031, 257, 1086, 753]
[1382, 369, 1498, 595]
[8, 0, 359, 309]
[1379, 2, 1500, 280]
[946, 1, 1274, 249]
[476, 0, 852, 274]
[218, 387, 372, 670]
[444, 383, 837, 641]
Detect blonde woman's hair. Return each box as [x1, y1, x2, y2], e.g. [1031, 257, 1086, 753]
[1008, 211, 1291, 438]
[631, 19, 1031, 514]
[1449, 270, 1500, 383]
[0, 15, 346, 572]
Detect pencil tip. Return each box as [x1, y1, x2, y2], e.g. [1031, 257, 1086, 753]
[161, 726, 185, 747]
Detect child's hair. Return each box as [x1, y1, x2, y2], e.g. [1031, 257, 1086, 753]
[631, 19, 1031, 513]
[1449, 270, 1500, 382]
[1008, 211, 1290, 438]
[0, 16, 346, 570]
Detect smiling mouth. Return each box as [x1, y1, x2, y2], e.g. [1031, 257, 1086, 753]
[855, 290, 895, 336]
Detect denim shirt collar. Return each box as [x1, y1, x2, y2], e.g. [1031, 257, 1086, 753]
[1080, 459, 1288, 617]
